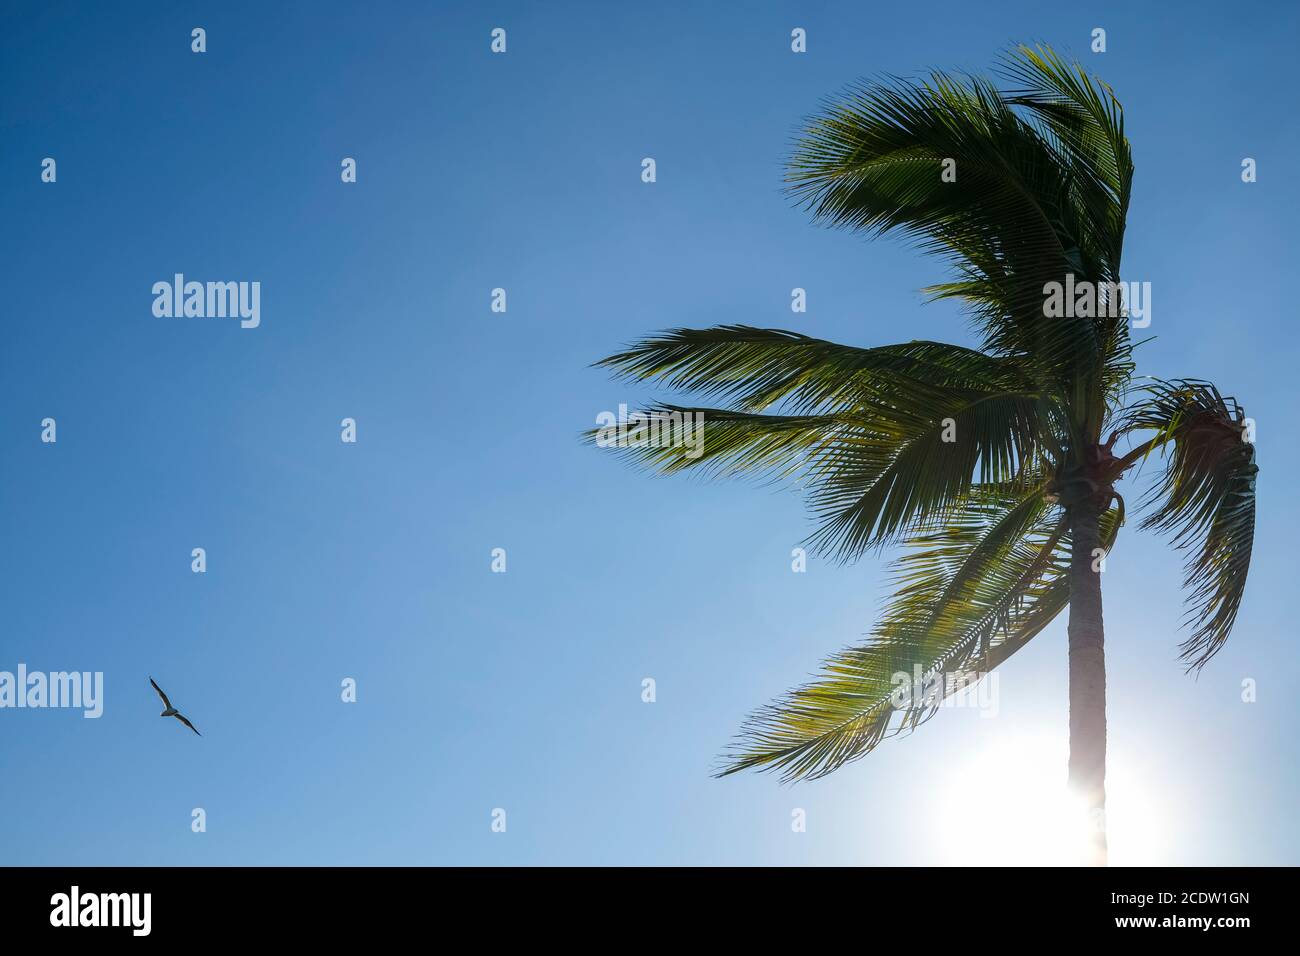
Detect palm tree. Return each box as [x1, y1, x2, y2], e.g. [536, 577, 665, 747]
[589, 46, 1257, 865]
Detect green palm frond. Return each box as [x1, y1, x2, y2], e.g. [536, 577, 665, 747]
[595, 326, 1024, 413]
[716, 492, 1123, 782]
[999, 44, 1135, 409]
[584, 404, 838, 479]
[589, 330, 1062, 559]
[801, 387, 1051, 558]
[998, 44, 1132, 273]
[786, 45, 1134, 435]
[1120, 380, 1257, 668]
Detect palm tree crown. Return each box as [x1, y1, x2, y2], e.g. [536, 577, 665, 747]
[589, 46, 1257, 809]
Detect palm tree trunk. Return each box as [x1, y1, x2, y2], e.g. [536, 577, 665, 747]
[1067, 499, 1108, 866]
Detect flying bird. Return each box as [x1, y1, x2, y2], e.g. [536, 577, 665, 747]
[149, 677, 201, 736]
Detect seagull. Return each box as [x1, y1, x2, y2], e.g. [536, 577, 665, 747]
[149, 677, 201, 736]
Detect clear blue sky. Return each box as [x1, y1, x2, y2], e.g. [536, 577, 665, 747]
[2, 0, 1296, 865]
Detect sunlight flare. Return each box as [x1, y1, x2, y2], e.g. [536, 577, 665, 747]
[930, 735, 1166, 866]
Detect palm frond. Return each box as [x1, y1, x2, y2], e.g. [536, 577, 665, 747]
[802, 388, 1050, 558]
[719, 489, 1055, 781]
[595, 326, 1023, 413]
[785, 46, 1135, 433]
[1119, 380, 1257, 668]
[584, 404, 838, 479]
[998, 44, 1132, 274]
[591, 327, 1063, 559]
[716, 492, 1125, 782]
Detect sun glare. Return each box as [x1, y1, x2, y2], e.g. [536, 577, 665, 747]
[929, 735, 1167, 866]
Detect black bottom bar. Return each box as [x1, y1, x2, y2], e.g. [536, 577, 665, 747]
[0, 866, 1278, 940]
